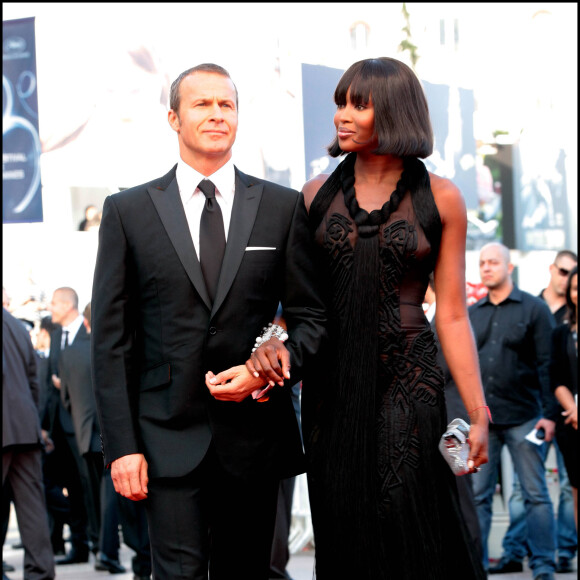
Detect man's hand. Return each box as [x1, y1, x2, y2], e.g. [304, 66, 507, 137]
[206, 365, 268, 402]
[110, 453, 149, 501]
[534, 418, 556, 442]
[245, 337, 290, 387]
[41, 429, 55, 453]
[51, 374, 61, 389]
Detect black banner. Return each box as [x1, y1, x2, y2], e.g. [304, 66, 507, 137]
[3, 17, 43, 223]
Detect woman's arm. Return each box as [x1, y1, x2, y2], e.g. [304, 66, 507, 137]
[431, 174, 489, 468]
[554, 386, 577, 429]
[246, 175, 330, 386]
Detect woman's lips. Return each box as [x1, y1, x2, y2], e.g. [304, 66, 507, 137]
[337, 128, 354, 138]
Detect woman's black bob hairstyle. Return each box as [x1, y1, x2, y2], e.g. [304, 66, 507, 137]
[327, 57, 434, 159]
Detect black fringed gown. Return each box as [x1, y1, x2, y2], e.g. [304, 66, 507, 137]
[301, 153, 485, 579]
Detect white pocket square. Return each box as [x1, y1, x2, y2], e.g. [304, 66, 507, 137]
[245, 247, 276, 251]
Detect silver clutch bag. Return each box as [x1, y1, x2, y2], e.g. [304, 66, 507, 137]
[439, 418, 471, 476]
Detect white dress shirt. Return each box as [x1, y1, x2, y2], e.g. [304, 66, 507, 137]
[176, 158, 236, 257]
[424, 301, 436, 324]
[61, 314, 85, 349]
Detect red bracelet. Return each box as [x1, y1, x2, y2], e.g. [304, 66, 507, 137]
[468, 405, 492, 422]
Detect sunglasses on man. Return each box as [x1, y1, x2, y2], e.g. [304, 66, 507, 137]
[555, 265, 571, 277]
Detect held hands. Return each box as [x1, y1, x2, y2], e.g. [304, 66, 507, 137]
[206, 365, 268, 402]
[246, 337, 291, 388]
[111, 453, 149, 501]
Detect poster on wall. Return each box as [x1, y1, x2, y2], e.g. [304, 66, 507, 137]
[301, 63, 344, 182]
[512, 136, 569, 251]
[3, 17, 43, 223]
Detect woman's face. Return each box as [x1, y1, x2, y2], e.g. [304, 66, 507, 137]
[333, 87, 377, 152]
[570, 273, 577, 310]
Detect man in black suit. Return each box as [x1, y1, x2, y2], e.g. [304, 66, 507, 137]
[3, 307, 55, 579]
[45, 287, 94, 563]
[91, 63, 326, 580]
[57, 301, 110, 568]
[33, 315, 71, 557]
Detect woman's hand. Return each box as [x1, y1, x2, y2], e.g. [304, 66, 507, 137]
[467, 407, 489, 473]
[245, 337, 291, 387]
[562, 406, 578, 430]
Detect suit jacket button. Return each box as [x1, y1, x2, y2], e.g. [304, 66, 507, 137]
[209, 327, 217, 336]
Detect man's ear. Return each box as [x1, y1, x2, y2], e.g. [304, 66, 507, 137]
[168, 109, 180, 133]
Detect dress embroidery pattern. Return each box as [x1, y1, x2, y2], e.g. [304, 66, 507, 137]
[305, 155, 484, 579]
[320, 209, 443, 510]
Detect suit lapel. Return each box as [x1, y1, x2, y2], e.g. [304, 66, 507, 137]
[70, 323, 87, 345]
[212, 168, 263, 315]
[148, 177, 212, 310]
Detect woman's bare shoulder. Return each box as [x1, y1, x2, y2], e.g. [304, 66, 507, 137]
[429, 173, 463, 212]
[428, 172, 461, 199]
[428, 172, 465, 223]
[302, 173, 331, 212]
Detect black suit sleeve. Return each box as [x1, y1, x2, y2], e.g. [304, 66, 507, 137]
[91, 195, 140, 465]
[279, 193, 327, 383]
[533, 301, 558, 421]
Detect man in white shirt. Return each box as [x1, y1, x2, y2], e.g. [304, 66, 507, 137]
[45, 287, 95, 563]
[91, 63, 326, 579]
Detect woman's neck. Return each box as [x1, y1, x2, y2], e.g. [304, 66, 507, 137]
[353, 153, 403, 185]
[350, 153, 405, 211]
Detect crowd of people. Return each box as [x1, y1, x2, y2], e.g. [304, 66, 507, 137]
[3, 287, 151, 580]
[2, 57, 577, 580]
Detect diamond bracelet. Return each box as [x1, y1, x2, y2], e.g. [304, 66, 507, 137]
[251, 323, 289, 353]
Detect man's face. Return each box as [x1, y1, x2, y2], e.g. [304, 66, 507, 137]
[36, 328, 51, 350]
[479, 246, 512, 290]
[168, 72, 238, 166]
[2, 288, 10, 309]
[48, 291, 72, 325]
[548, 256, 577, 297]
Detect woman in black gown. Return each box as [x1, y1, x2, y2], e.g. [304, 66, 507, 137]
[550, 266, 578, 530]
[249, 57, 489, 579]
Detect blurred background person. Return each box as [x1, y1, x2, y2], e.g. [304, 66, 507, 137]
[540, 251, 578, 324]
[44, 287, 93, 563]
[2, 289, 11, 311]
[470, 242, 557, 580]
[3, 304, 55, 579]
[78, 204, 100, 231]
[491, 250, 578, 575]
[33, 314, 71, 558]
[57, 302, 111, 570]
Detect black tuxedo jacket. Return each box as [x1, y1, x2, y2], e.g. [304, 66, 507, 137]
[91, 165, 326, 481]
[60, 331, 101, 456]
[43, 324, 89, 436]
[2, 308, 42, 448]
